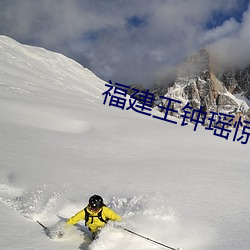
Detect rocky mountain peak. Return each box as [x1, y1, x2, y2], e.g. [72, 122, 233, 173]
[152, 48, 250, 123]
[177, 48, 210, 78]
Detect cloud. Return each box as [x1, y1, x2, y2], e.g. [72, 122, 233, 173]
[200, 18, 240, 45]
[0, 0, 249, 87]
[209, 4, 250, 69]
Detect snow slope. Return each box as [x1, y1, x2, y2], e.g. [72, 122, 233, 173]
[0, 35, 250, 250]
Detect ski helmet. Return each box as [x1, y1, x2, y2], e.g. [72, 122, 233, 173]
[89, 195, 104, 210]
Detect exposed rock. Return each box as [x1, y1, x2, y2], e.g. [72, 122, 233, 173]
[151, 48, 250, 124]
[217, 66, 250, 99]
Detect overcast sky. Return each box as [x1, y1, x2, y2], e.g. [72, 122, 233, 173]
[0, 0, 249, 87]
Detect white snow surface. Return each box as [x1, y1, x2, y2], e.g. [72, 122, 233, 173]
[0, 35, 250, 250]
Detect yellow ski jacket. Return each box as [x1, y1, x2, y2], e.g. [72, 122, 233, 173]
[67, 206, 121, 233]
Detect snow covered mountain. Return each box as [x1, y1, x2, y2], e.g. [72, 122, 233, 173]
[218, 65, 250, 100]
[0, 36, 250, 250]
[153, 49, 250, 123]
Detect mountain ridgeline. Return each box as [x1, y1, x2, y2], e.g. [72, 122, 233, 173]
[132, 49, 250, 124]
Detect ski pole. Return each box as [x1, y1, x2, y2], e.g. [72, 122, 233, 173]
[37, 220, 48, 231]
[122, 227, 180, 250]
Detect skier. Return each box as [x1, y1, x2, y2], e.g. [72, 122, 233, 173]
[66, 194, 122, 239]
